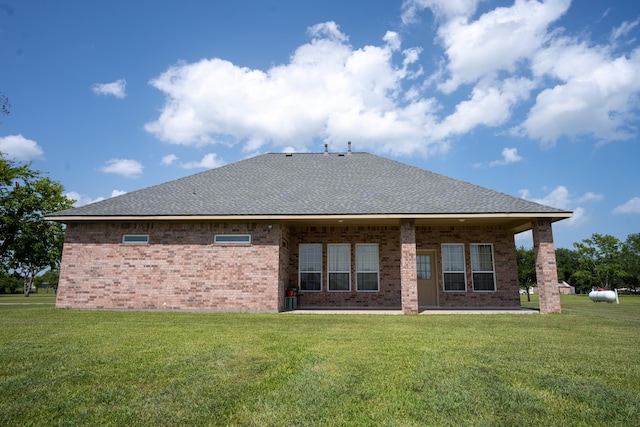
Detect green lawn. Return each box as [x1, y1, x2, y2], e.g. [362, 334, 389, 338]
[1, 295, 639, 426]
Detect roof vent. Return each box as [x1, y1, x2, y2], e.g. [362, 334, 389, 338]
[347, 141, 352, 155]
[324, 143, 328, 155]
[285, 153, 293, 157]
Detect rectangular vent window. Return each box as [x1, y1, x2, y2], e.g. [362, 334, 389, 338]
[122, 234, 149, 244]
[214, 234, 251, 244]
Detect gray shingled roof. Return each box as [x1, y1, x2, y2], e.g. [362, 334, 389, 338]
[49, 152, 570, 218]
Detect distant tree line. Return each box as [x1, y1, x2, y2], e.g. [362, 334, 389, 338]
[517, 233, 640, 294]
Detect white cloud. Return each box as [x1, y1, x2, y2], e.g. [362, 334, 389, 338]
[474, 147, 523, 168]
[611, 19, 639, 44]
[401, 0, 480, 23]
[144, 2, 640, 156]
[519, 185, 603, 229]
[613, 197, 640, 214]
[0, 134, 44, 160]
[436, 0, 571, 93]
[521, 39, 640, 146]
[66, 189, 126, 207]
[492, 147, 522, 166]
[99, 158, 143, 178]
[161, 154, 178, 165]
[145, 21, 440, 156]
[92, 79, 127, 99]
[179, 153, 225, 169]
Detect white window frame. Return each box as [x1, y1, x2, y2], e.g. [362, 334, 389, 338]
[442, 243, 466, 292]
[214, 234, 251, 244]
[328, 244, 351, 292]
[122, 234, 149, 244]
[299, 243, 322, 292]
[470, 243, 497, 292]
[356, 243, 379, 292]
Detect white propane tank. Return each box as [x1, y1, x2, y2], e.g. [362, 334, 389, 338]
[588, 289, 618, 303]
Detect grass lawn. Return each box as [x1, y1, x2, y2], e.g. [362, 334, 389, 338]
[1, 295, 639, 426]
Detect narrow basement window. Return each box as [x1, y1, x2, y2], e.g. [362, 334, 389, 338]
[214, 234, 251, 244]
[122, 234, 149, 244]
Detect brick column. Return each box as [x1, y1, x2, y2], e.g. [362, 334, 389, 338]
[532, 219, 561, 314]
[400, 220, 418, 314]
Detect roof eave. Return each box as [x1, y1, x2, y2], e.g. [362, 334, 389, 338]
[46, 211, 573, 225]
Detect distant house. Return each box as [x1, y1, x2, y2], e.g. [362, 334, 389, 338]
[47, 149, 572, 314]
[558, 281, 575, 295]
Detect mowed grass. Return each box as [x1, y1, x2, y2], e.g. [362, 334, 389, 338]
[1, 295, 639, 426]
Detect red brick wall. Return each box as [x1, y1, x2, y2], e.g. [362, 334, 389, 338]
[415, 225, 520, 308]
[288, 224, 520, 309]
[57, 221, 521, 312]
[288, 226, 403, 309]
[56, 222, 281, 312]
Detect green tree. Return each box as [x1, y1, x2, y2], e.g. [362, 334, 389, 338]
[622, 233, 640, 289]
[573, 234, 626, 290]
[555, 247, 582, 292]
[0, 154, 74, 296]
[516, 246, 536, 301]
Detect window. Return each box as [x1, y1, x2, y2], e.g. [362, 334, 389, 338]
[214, 234, 251, 244]
[416, 254, 432, 280]
[328, 244, 350, 291]
[122, 234, 149, 244]
[442, 244, 466, 291]
[299, 244, 322, 291]
[356, 244, 379, 291]
[471, 244, 496, 292]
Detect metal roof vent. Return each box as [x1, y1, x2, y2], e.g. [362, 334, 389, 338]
[324, 143, 329, 155]
[347, 141, 352, 155]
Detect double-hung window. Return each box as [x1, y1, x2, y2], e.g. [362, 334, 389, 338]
[442, 244, 466, 291]
[299, 244, 322, 291]
[356, 244, 379, 291]
[471, 244, 496, 291]
[328, 244, 350, 291]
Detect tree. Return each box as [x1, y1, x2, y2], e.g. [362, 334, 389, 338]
[622, 233, 640, 289]
[573, 234, 626, 290]
[555, 247, 582, 292]
[0, 154, 74, 296]
[516, 246, 536, 301]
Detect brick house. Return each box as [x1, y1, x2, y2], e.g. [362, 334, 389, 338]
[47, 150, 571, 314]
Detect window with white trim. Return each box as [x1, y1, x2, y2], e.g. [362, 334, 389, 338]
[328, 244, 350, 291]
[356, 244, 379, 292]
[214, 234, 251, 244]
[471, 243, 496, 292]
[442, 244, 466, 291]
[299, 244, 322, 291]
[122, 234, 149, 244]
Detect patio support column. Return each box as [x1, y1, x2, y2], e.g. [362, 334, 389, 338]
[400, 220, 418, 314]
[532, 218, 561, 314]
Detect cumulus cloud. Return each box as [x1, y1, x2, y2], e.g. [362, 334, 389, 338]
[519, 185, 603, 229]
[179, 153, 225, 169]
[475, 147, 523, 168]
[144, 2, 640, 156]
[66, 189, 127, 207]
[145, 22, 440, 156]
[161, 154, 178, 165]
[0, 134, 44, 160]
[613, 197, 640, 214]
[92, 79, 127, 99]
[99, 158, 143, 178]
[419, 0, 638, 148]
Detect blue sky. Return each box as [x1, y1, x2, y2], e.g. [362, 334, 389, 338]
[1, 0, 639, 249]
